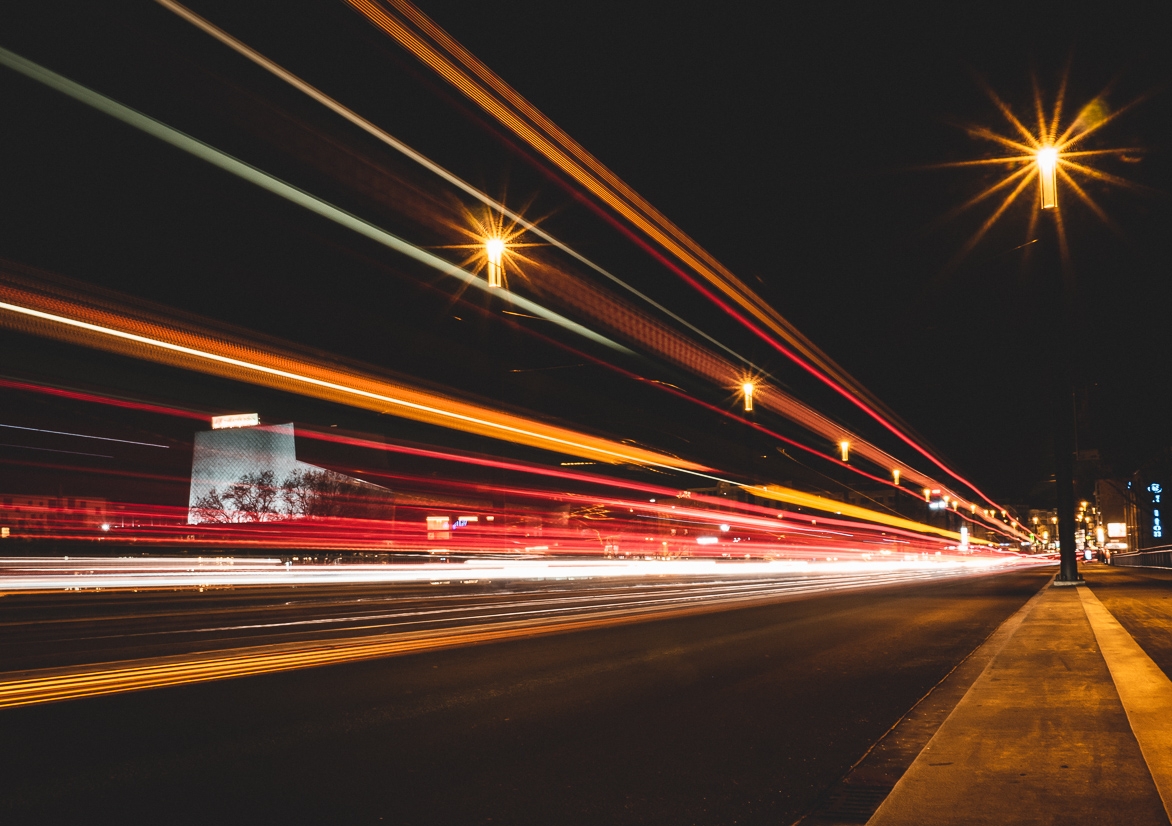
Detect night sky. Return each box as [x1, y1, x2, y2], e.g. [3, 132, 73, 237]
[1, 0, 1170, 506]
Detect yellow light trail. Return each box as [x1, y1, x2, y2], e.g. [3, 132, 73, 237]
[0, 276, 705, 473]
[744, 483, 991, 545]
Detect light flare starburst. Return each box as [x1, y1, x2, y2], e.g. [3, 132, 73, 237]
[440, 205, 540, 291]
[934, 66, 1150, 269]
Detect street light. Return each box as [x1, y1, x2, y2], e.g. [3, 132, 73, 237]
[1036, 146, 1058, 209]
[485, 237, 505, 288]
[892, 468, 901, 486]
[937, 71, 1146, 576]
[741, 382, 754, 412]
[839, 440, 850, 462]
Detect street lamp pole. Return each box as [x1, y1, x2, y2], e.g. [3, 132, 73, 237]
[1037, 147, 1082, 584]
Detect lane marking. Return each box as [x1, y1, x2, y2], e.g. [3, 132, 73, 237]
[1078, 585, 1172, 823]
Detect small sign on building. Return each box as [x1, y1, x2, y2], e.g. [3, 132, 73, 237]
[211, 413, 260, 430]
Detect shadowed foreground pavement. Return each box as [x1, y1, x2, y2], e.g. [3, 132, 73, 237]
[0, 568, 1049, 825]
[868, 565, 1172, 826]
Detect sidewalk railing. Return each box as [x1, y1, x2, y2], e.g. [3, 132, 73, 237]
[1111, 547, 1172, 568]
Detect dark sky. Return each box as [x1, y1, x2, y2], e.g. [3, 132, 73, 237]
[1, 0, 1170, 506]
[411, 0, 1172, 498]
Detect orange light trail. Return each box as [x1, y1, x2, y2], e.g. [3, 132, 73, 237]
[142, 2, 1011, 532]
[342, 0, 1020, 520]
[0, 277, 706, 474]
[151, 0, 767, 376]
[0, 39, 1023, 540]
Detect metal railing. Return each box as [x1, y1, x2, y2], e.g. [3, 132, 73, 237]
[1111, 547, 1172, 568]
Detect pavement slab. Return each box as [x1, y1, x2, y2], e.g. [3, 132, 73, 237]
[868, 576, 1169, 826]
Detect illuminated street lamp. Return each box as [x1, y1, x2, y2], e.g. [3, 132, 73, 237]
[741, 382, 755, 412]
[1036, 146, 1058, 209]
[485, 237, 505, 288]
[839, 440, 850, 462]
[934, 70, 1146, 560]
[892, 468, 901, 486]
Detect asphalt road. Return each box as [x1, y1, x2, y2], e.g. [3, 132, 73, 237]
[0, 566, 1051, 825]
[0, 563, 1024, 673]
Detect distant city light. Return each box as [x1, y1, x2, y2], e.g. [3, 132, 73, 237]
[696, 536, 718, 545]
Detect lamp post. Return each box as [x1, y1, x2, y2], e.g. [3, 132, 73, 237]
[741, 382, 755, 412]
[1036, 146, 1082, 584]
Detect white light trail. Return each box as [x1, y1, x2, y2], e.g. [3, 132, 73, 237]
[0, 554, 1033, 591]
[153, 0, 767, 376]
[0, 46, 632, 358]
[0, 422, 168, 447]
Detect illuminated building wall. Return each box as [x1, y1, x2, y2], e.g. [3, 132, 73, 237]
[187, 423, 316, 525]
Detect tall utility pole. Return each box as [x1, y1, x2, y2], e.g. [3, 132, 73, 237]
[1037, 150, 1082, 584]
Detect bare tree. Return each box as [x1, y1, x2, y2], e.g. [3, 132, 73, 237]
[282, 468, 369, 519]
[191, 471, 282, 523]
[224, 470, 281, 521]
[192, 468, 390, 524]
[191, 488, 231, 524]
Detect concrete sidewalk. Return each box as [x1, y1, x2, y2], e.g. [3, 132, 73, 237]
[867, 571, 1172, 825]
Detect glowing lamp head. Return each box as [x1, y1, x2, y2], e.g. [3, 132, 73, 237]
[1036, 146, 1058, 210]
[839, 440, 850, 462]
[741, 382, 755, 412]
[892, 468, 901, 486]
[484, 237, 506, 288]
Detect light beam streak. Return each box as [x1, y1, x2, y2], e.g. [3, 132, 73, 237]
[0, 46, 632, 359]
[341, 0, 1013, 519]
[151, 0, 768, 376]
[0, 422, 169, 448]
[0, 278, 707, 473]
[0, 557, 1032, 708]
